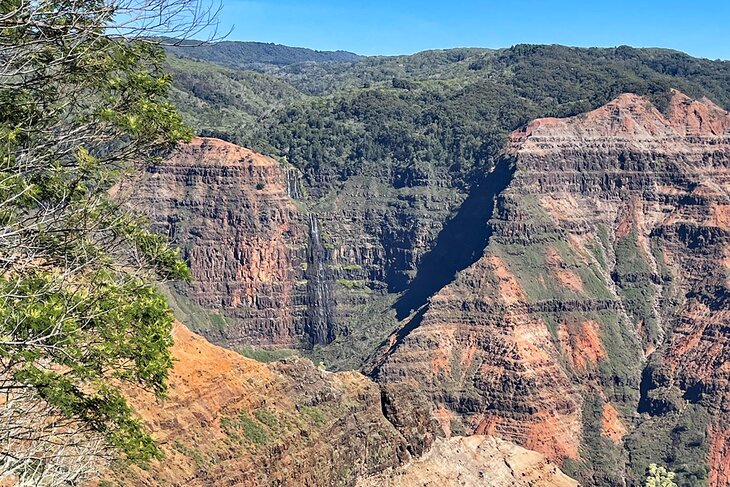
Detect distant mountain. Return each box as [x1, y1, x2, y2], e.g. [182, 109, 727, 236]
[167, 43, 730, 151]
[164, 55, 304, 140]
[164, 40, 360, 71]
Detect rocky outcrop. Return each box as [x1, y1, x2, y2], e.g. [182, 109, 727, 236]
[115, 323, 411, 486]
[356, 435, 578, 487]
[112, 324, 580, 487]
[371, 90, 730, 485]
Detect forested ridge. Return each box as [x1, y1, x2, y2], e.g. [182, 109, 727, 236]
[164, 39, 360, 70]
[167, 42, 730, 188]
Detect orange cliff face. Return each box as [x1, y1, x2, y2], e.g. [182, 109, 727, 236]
[117, 322, 411, 486]
[113, 324, 580, 487]
[510, 89, 730, 143]
[123, 137, 312, 348]
[371, 90, 730, 485]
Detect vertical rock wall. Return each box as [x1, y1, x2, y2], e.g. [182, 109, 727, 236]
[372, 91, 730, 485]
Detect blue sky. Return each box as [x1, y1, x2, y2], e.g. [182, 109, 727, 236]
[207, 0, 730, 60]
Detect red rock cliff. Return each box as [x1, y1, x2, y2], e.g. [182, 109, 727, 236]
[372, 90, 730, 485]
[113, 324, 578, 487]
[117, 323, 411, 486]
[127, 137, 311, 347]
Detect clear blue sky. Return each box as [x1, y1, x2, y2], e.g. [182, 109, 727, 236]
[209, 0, 730, 60]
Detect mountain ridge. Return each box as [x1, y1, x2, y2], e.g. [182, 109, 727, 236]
[164, 39, 360, 71]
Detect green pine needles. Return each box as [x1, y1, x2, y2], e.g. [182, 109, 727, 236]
[0, 0, 199, 481]
[646, 464, 678, 487]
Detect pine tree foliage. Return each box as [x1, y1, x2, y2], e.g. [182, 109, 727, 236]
[0, 0, 217, 482]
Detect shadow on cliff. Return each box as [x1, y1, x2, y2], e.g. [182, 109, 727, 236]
[393, 158, 515, 320]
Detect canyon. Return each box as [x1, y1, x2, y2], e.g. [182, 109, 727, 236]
[116, 322, 576, 487]
[371, 90, 730, 485]
[127, 89, 730, 486]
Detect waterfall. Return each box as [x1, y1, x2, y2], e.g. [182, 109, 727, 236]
[305, 213, 336, 345]
[285, 167, 305, 200]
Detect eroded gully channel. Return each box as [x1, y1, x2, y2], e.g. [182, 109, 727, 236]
[376, 157, 516, 365]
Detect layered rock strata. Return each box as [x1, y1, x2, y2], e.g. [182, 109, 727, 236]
[127, 137, 339, 347]
[372, 91, 730, 485]
[128, 137, 470, 368]
[113, 324, 578, 487]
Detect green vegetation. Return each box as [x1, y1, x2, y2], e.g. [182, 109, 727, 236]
[563, 395, 626, 486]
[588, 228, 610, 271]
[299, 405, 327, 426]
[613, 231, 660, 345]
[173, 440, 207, 468]
[626, 404, 712, 486]
[336, 278, 366, 288]
[221, 412, 272, 446]
[253, 409, 280, 430]
[594, 312, 643, 402]
[0, 0, 192, 474]
[167, 43, 730, 192]
[490, 239, 611, 302]
[306, 293, 401, 371]
[210, 313, 228, 328]
[254, 82, 534, 187]
[162, 288, 235, 335]
[165, 40, 359, 71]
[615, 232, 652, 278]
[646, 464, 678, 487]
[173, 43, 730, 104]
[166, 56, 304, 139]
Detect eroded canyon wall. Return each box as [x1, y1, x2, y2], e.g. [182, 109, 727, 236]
[372, 91, 730, 485]
[129, 91, 729, 485]
[129, 137, 470, 368]
[113, 324, 577, 487]
[127, 138, 339, 348]
[116, 323, 410, 486]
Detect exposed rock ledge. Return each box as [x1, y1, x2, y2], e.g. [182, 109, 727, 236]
[357, 435, 579, 487]
[108, 324, 578, 486]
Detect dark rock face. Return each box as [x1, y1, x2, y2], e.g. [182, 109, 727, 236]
[371, 91, 730, 486]
[393, 157, 515, 320]
[306, 165, 474, 369]
[304, 214, 337, 345]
